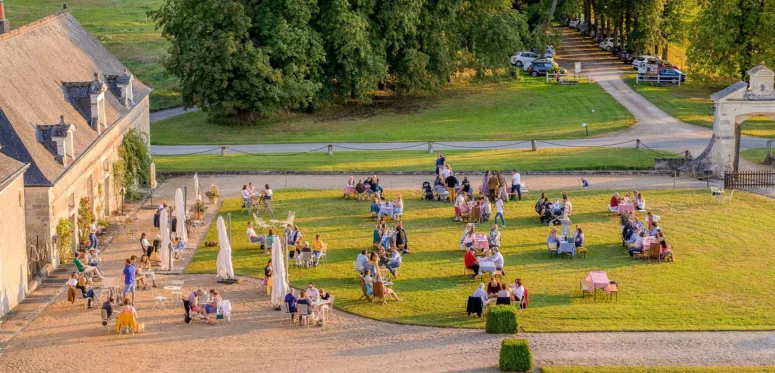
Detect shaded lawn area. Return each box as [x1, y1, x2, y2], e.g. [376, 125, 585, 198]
[625, 78, 775, 138]
[154, 148, 671, 173]
[187, 188, 775, 332]
[8, 0, 180, 111]
[543, 367, 775, 373]
[151, 80, 634, 145]
[741, 148, 772, 164]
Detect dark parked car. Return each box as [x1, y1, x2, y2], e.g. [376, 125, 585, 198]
[526, 61, 565, 77]
[619, 49, 635, 64]
[658, 68, 687, 83]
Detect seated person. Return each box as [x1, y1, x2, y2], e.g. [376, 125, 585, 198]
[296, 291, 315, 319]
[373, 269, 401, 301]
[370, 197, 381, 216]
[609, 192, 620, 211]
[657, 230, 673, 260]
[364, 253, 378, 277]
[481, 198, 492, 222]
[395, 224, 409, 254]
[433, 178, 448, 199]
[204, 289, 222, 319]
[241, 185, 253, 207]
[393, 194, 404, 215]
[73, 252, 104, 280]
[362, 270, 374, 297]
[368, 179, 383, 195]
[102, 297, 116, 325]
[648, 222, 660, 237]
[629, 231, 646, 256]
[355, 180, 366, 195]
[460, 177, 473, 198]
[635, 192, 646, 210]
[462, 229, 475, 250]
[246, 222, 267, 249]
[495, 288, 511, 305]
[488, 225, 501, 247]
[386, 247, 402, 278]
[66, 272, 96, 308]
[486, 247, 505, 275]
[546, 228, 560, 248]
[535, 193, 547, 216]
[188, 289, 210, 322]
[119, 298, 138, 320]
[260, 184, 273, 206]
[464, 248, 480, 279]
[473, 283, 489, 304]
[87, 248, 100, 267]
[172, 237, 186, 260]
[486, 277, 503, 297]
[377, 247, 390, 267]
[510, 279, 527, 308]
[306, 282, 320, 300]
[312, 235, 325, 266]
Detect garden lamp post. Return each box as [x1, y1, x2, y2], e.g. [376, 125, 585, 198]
[582, 122, 588, 136]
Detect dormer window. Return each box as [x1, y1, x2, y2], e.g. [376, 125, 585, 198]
[35, 115, 76, 166]
[63, 72, 106, 133]
[106, 69, 135, 107]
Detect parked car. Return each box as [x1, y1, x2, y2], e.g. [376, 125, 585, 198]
[523, 57, 555, 71]
[575, 21, 585, 31]
[569, 19, 579, 28]
[619, 49, 635, 64]
[599, 37, 623, 51]
[526, 61, 565, 77]
[658, 68, 687, 83]
[632, 55, 659, 70]
[658, 60, 681, 70]
[510, 51, 539, 67]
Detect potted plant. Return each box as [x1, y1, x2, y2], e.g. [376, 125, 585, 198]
[192, 200, 208, 220]
[205, 183, 220, 204]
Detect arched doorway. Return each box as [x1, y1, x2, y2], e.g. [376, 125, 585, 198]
[685, 63, 775, 176]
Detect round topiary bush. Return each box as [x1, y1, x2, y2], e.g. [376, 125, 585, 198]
[485, 305, 519, 334]
[499, 338, 533, 372]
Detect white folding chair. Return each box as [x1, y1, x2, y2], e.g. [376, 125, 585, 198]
[297, 252, 313, 268]
[280, 302, 294, 324]
[217, 300, 232, 322]
[100, 309, 116, 334]
[296, 304, 311, 327]
[152, 291, 168, 310]
[263, 200, 275, 214]
[284, 212, 295, 226]
[520, 182, 530, 199]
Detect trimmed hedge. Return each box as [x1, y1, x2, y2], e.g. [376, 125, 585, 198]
[485, 305, 519, 334]
[499, 338, 533, 372]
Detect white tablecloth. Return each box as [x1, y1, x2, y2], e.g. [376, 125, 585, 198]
[479, 261, 496, 274]
[379, 204, 395, 218]
[558, 242, 576, 256]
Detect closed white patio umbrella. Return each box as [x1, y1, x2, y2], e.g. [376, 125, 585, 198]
[193, 173, 201, 203]
[160, 208, 170, 271]
[216, 216, 235, 280]
[270, 238, 288, 307]
[150, 162, 158, 189]
[175, 188, 188, 242]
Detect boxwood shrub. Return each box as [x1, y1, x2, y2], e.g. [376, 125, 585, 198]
[499, 338, 533, 372]
[485, 305, 519, 334]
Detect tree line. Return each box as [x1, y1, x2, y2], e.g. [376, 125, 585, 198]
[559, 0, 775, 80]
[150, 0, 538, 120]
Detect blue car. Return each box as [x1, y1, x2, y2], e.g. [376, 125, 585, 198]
[658, 68, 687, 83]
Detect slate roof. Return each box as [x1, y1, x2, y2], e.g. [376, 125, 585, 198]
[0, 152, 28, 192]
[710, 81, 748, 102]
[747, 64, 775, 76]
[0, 11, 151, 186]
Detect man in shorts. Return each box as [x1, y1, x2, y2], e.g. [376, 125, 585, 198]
[122, 258, 136, 305]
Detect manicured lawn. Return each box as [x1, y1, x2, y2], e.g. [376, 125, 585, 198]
[626, 78, 775, 138]
[154, 148, 672, 173]
[8, 0, 179, 111]
[151, 80, 634, 145]
[187, 189, 775, 332]
[543, 367, 775, 373]
[741, 148, 772, 164]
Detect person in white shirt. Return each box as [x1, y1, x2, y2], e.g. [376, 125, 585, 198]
[240, 185, 252, 207]
[509, 279, 526, 307]
[355, 250, 368, 272]
[490, 247, 505, 274]
[306, 282, 320, 300]
[482, 198, 492, 221]
[562, 193, 573, 217]
[510, 169, 522, 201]
[472, 283, 488, 304]
[386, 247, 402, 278]
[441, 165, 451, 179]
[88, 219, 99, 249]
[494, 197, 506, 226]
[247, 182, 257, 196]
[246, 222, 267, 249]
[454, 193, 466, 222]
[629, 231, 646, 256]
[261, 184, 273, 207]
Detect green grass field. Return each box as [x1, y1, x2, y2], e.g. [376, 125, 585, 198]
[741, 148, 772, 164]
[626, 78, 775, 138]
[154, 148, 672, 173]
[151, 80, 634, 145]
[187, 188, 775, 332]
[543, 367, 775, 373]
[8, 0, 179, 111]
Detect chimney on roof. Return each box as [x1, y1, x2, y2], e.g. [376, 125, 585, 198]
[89, 72, 107, 133]
[0, 0, 10, 35]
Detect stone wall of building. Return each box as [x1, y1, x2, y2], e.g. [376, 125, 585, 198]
[0, 174, 29, 317]
[24, 96, 150, 265]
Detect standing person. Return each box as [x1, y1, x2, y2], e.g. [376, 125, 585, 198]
[441, 164, 451, 180]
[435, 153, 445, 175]
[122, 259, 136, 305]
[496, 171, 508, 201]
[487, 172, 499, 202]
[494, 197, 506, 226]
[89, 219, 99, 249]
[510, 169, 522, 201]
[445, 171, 459, 202]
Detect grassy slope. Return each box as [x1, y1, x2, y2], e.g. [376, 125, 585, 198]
[187, 189, 775, 332]
[625, 78, 775, 138]
[7, 0, 179, 111]
[150, 80, 634, 144]
[741, 148, 771, 164]
[154, 148, 672, 172]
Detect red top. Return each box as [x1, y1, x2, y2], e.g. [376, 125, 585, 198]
[610, 196, 620, 207]
[464, 250, 477, 267]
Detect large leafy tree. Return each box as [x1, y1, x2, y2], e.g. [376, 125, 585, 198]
[689, 0, 775, 80]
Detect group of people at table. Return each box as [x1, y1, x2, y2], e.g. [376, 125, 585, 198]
[283, 282, 333, 325]
[240, 182, 273, 208]
[248, 222, 328, 266]
[472, 277, 528, 308]
[462, 223, 506, 278]
[344, 175, 385, 199]
[609, 191, 673, 261]
[355, 250, 402, 301]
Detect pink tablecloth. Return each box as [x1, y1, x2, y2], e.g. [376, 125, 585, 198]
[617, 203, 635, 215]
[473, 234, 489, 250]
[586, 271, 611, 294]
[344, 185, 356, 195]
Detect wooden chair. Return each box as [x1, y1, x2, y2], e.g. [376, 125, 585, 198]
[470, 207, 482, 224]
[648, 243, 662, 263]
[493, 269, 504, 279]
[371, 282, 387, 305]
[608, 281, 619, 302]
[577, 247, 587, 259]
[460, 208, 471, 222]
[358, 278, 371, 302]
[580, 279, 593, 301]
[464, 267, 481, 282]
[547, 242, 558, 257]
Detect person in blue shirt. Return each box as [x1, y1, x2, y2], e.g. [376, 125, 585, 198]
[387, 247, 402, 278]
[574, 226, 585, 248]
[122, 259, 136, 305]
[284, 289, 298, 322]
[547, 228, 560, 249]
